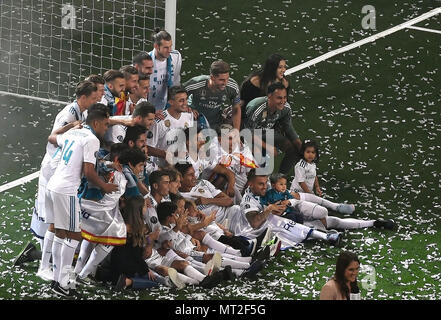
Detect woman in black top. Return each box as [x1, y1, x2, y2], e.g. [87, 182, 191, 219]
[110, 195, 159, 290]
[240, 53, 290, 127]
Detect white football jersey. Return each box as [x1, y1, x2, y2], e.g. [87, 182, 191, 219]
[46, 126, 100, 195]
[158, 224, 195, 253]
[147, 110, 194, 166]
[290, 159, 317, 193]
[104, 115, 131, 144]
[40, 101, 85, 185]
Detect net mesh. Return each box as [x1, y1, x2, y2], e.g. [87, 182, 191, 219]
[0, 0, 165, 102]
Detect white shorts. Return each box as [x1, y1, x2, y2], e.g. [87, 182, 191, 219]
[36, 182, 47, 220]
[46, 190, 81, 232]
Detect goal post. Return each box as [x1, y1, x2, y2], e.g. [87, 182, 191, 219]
[0, 0, 176, 103]
[165, 0, 177, 50]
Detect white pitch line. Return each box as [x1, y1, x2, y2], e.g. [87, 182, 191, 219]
[285, 7, 441, 76]
[0, 171, 40, 193]
[0, 90, 68, 105]
[407, 25, 441, 35]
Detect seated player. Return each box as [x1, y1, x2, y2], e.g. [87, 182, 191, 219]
[240, 170, 344, 248]
[210, 124, 259, 204]
[177, 127, 237, 198]
[184, 199, 260, 258]
[157, 202, 264, 279]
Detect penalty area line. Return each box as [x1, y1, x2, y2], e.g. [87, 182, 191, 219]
[407, 25, 441, 35]
[285, 7, 441, 76]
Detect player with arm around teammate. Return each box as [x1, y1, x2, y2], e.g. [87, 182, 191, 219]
[45, 103, 118, 297]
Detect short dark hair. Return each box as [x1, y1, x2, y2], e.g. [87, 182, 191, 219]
[174, 163, 193, 178]
[247, 168, 267, 182]
[138, 73, 150, 82]
[110, 143, 130, 162]
[267, 82, 287, 95]
[168, 85, 187, 102]
[149, 170, 170, 189]
[85, 103, 109, 125]
[169, 193, 184, 205]
[75, 80, 98, 98]
[85, 74, 105, 85]
[103, 69, 124, 83]
[301, 140, 320, 163]
[133, 52, 152, 65]
[152, 29, 172, 46]
[210, 60, 230, 77]
[120, 65, 139, 80]
[118, 147, 146, 167]
[132, 101, 156, 119]
[269, 173, 288, 185]
[156, 201, 177, 224]
[123, 125, 147, 145]
[162, 169, 180, 182]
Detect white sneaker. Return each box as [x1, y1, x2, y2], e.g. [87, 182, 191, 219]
[203, 252, 222, 275]
[168, 268, 186, 290]
[204, 259, 214, 276]
[212, 252, 222, 273]
[222, 219, 229, 230]
[36, 267, 54, 282]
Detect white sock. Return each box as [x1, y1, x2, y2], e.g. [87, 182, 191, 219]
[190, 260, 206, 274]
[300, 193, 339, 211]
[220, 252, 252, 263]
[183, 265, 205, 282]
[51, 235, 64, 283]
[231, 268, 244, 277]
[79, 244, 112, 279]
[297, 200, 328, 220]
[177, 272, 199, 285]
[40, 230, 54, 271]
[310, 230, 328, 241]
[326, 216, 375, 229]
[59, 238, 79, 288]
[73, 240, 94, 275]
[38, 238, 44, 251]
[221, 257, 250, 269]
[202, 233, 241, 256]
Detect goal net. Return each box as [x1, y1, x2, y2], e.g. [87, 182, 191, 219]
[0, 0, 169, 103]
